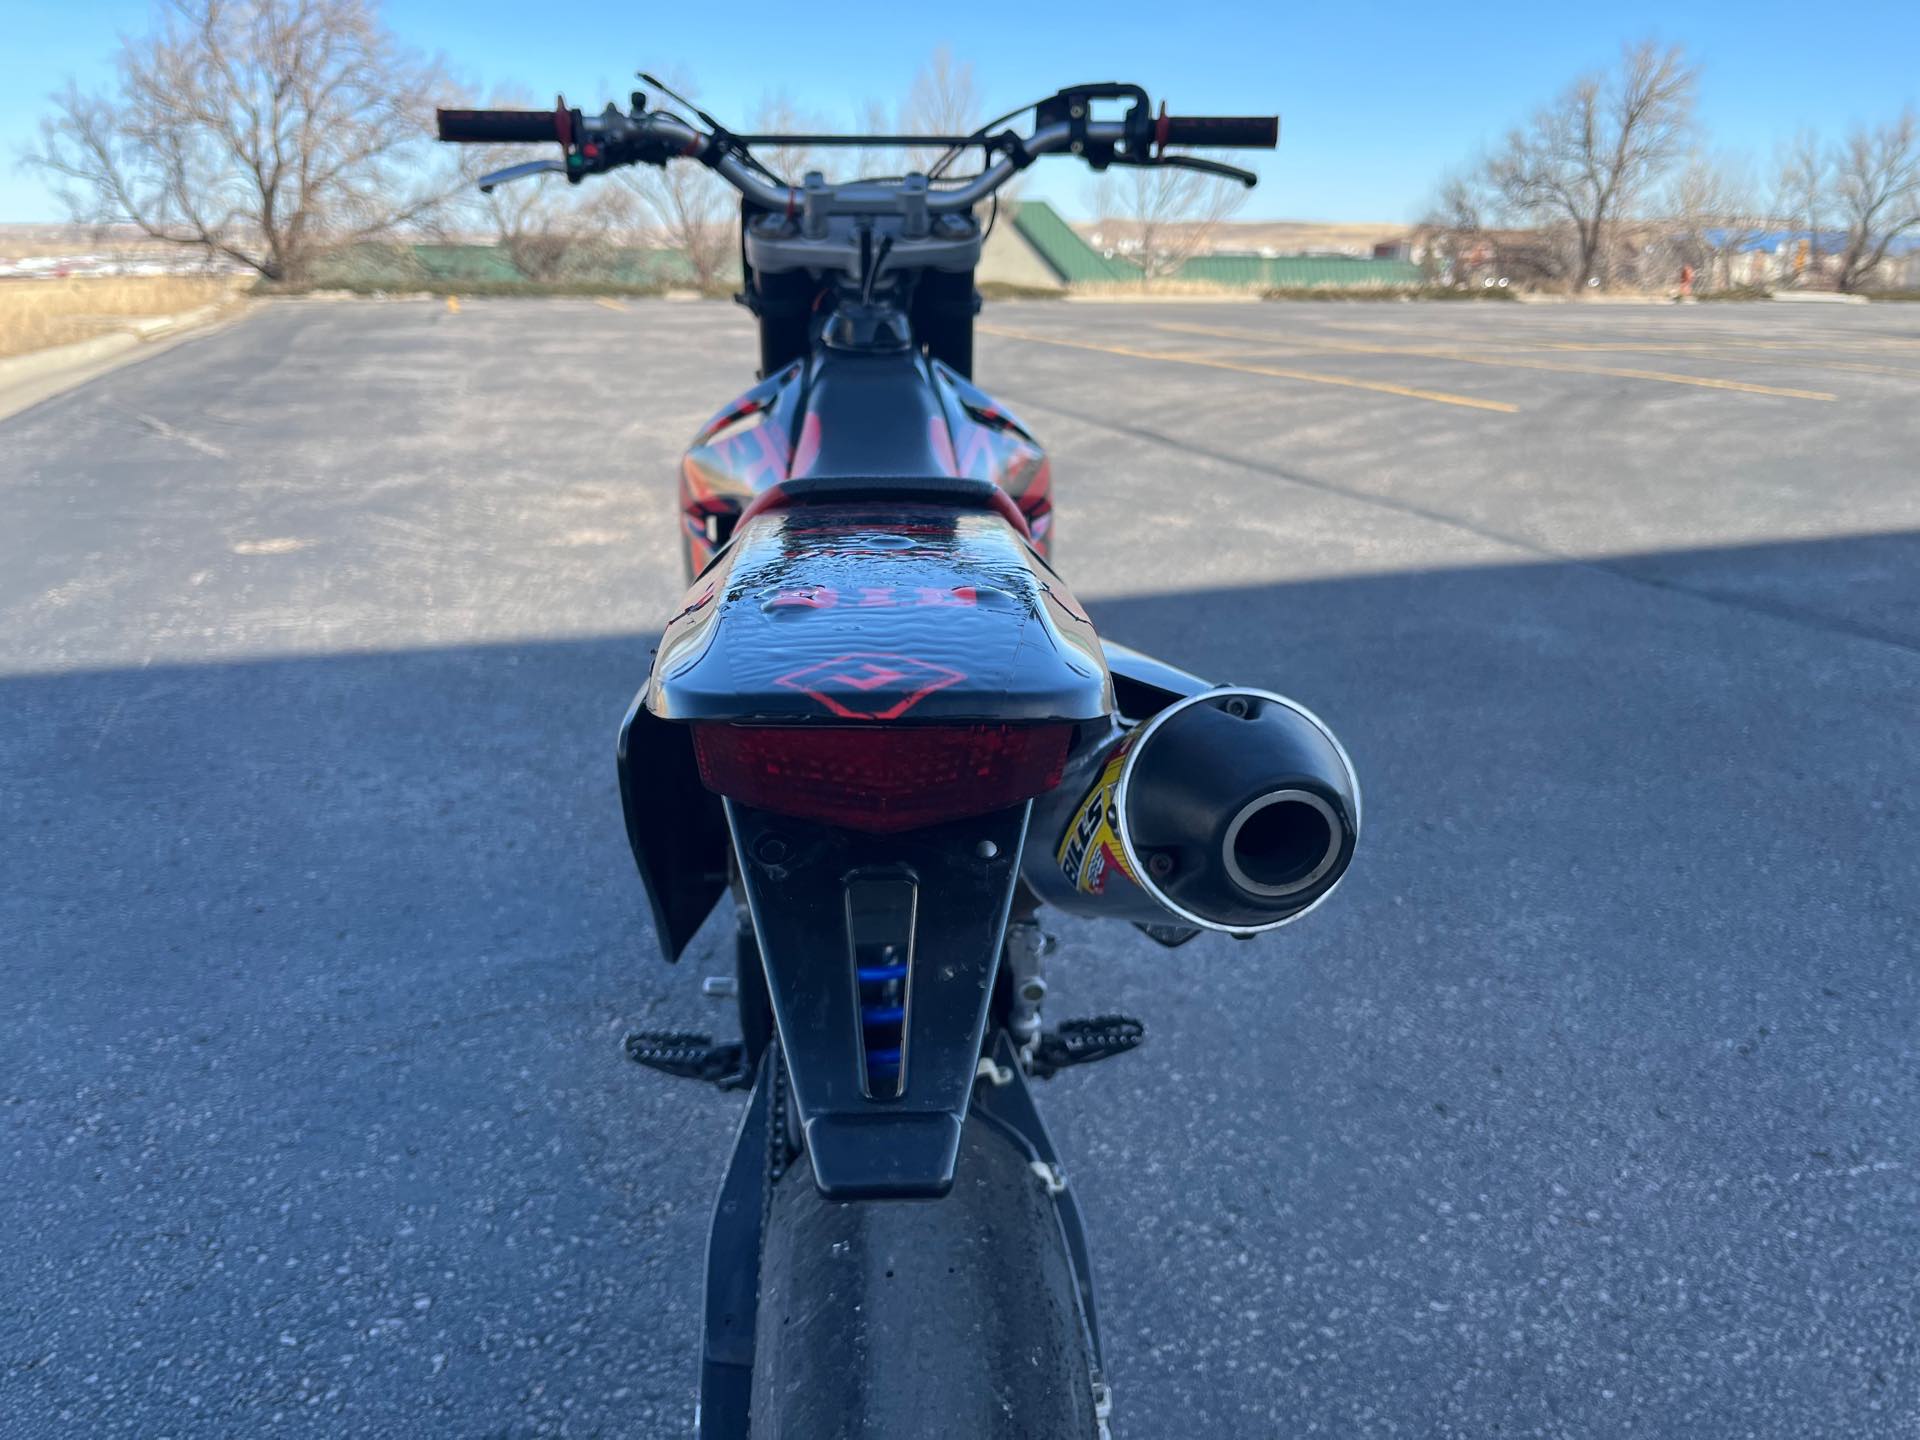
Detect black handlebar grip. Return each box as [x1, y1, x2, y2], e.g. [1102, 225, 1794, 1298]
[1158, 115, 1280, 150]
[435, 108, 562, 144]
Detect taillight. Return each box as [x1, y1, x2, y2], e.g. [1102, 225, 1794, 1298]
[692, 722, 1074, 834]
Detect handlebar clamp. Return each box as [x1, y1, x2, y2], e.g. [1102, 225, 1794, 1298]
[1034, 84, 1149, 171]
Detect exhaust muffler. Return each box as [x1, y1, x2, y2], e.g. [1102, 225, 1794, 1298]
[1024, 686, 1360, 936]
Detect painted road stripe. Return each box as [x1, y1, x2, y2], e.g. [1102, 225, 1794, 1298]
[1319, 321, 1920, 355]
[595, 297, 630, 312]
[976, 326, 1519, 414]
[1305, 326, 1920, 378]
[1155, 322, 1841, 402]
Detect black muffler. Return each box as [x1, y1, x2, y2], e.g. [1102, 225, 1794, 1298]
[1025, 686, 1360, 935]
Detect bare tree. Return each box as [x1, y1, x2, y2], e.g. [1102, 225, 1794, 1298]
[1421, 171, 1495, 285]
[616, 70, 736, 292]
[442, 88, 626, 282]
[751, 91, 826, 187]
[1421, 171, 1571, 287]
[625, 161, 733, 291]
[475, 169, 631, 282]
[30, 0, 452, 282]
[1832, 110, 1920, 292]
[901, 46, 981, 174]
[853, 97, 898, 184]
[1774, 130, 1830, 286]
[1484, 39, 1697, 290]
[1093, 161, 1248, 280]
[1658, 152, 1762, 289]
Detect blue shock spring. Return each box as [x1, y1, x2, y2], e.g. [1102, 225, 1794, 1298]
[858, 952, 909, 1090]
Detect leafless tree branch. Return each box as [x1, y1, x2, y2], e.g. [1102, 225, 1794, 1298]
[28, 0, 458, 281]
[615, 70, 734, 292]
[1481, 39, 1697, 290]
[1832, 110, 1920, 292]
[1093, 161, 1248, 280]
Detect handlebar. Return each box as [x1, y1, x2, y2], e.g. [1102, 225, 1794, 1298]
[434, 85, 1279, 210]
[1157, 115, 1279, 149]
[437, 107, 567, 145]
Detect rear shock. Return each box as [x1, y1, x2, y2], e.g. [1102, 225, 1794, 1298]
[857, 945, 908, 1098]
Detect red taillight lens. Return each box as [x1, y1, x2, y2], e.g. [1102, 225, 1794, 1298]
[692, 722, 1074, 834]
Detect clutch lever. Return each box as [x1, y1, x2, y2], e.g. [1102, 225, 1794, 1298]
[1115, 153, 1259, 188]
[477, 158, 567, 193]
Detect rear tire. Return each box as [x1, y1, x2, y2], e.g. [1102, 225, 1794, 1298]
[750, 1115, 1099, 1439]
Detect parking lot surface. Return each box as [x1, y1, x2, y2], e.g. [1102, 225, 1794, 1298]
[4, 297, 1919, 1436]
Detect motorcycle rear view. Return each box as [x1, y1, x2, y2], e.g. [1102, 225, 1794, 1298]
[439, 82, 1352, 1439]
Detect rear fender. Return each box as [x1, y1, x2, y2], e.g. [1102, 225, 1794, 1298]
[726, 798, 1030, 1199]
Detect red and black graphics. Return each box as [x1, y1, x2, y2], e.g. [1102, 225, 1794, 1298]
[679, 362, 806, 575]
[675, 351, 1057, 577]
[645, 502, 1109, 726]
[930, 362, 1054, 556]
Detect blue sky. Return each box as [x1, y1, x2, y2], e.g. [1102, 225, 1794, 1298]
[4, 0, 1916, 224]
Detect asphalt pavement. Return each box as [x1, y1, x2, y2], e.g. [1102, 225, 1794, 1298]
[4, 296, 1918, 1437]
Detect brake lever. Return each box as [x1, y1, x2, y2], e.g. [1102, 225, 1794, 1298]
[477, 158, 567, 194]
[1113, 153, 1259, 188]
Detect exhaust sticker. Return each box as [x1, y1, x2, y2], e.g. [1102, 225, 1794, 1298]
[1055, 740, 1140, 894]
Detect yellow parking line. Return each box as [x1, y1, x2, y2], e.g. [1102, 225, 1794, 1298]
[445, 296, 460, 314]
[595, 297, 630, 312]
[1319, 318, 1920, 357]
[1533, 344, 1920, 381]
[976, 326, 1518, 414]
[1309, 326, 1920, 378]
[1155, 322, 1839, 402]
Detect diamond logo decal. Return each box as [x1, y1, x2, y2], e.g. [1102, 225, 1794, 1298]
[775, 652, 967, 720]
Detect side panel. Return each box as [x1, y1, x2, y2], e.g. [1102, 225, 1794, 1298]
[616, 698, 730, 961]
[676, 350, 1058, 577]
[680, 361, 807, 575]
[931, 362, 1055, 557]
[1100, 637, 1210, 719]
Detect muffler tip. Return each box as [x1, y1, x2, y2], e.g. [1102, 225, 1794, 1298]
[1026, 683, 1360, 935]
[1221, 789, 1343, 899]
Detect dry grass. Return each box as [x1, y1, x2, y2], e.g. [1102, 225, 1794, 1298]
[0, 276, 246, 358]
[1068, 278, 1253, 300]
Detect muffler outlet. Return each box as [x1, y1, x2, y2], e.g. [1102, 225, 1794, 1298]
[1025, 688, 1360, 935]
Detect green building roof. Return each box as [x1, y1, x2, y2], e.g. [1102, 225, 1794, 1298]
[1010, 201, 1142, 284]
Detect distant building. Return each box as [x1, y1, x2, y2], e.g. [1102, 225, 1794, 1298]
[1703, 228, 1920, 290]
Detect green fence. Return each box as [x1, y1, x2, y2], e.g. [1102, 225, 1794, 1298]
[308, 228, 1422, 294]
[1008, 203, 1422, 290]
[1176, 253, 1424, 289]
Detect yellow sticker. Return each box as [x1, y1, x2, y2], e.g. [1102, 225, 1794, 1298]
[1054, 740, 1139, 895]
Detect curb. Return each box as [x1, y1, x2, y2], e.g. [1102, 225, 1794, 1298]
[0, 299, 253, 425]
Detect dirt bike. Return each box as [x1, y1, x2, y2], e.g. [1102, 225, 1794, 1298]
[438, 82, 1358, 1439]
